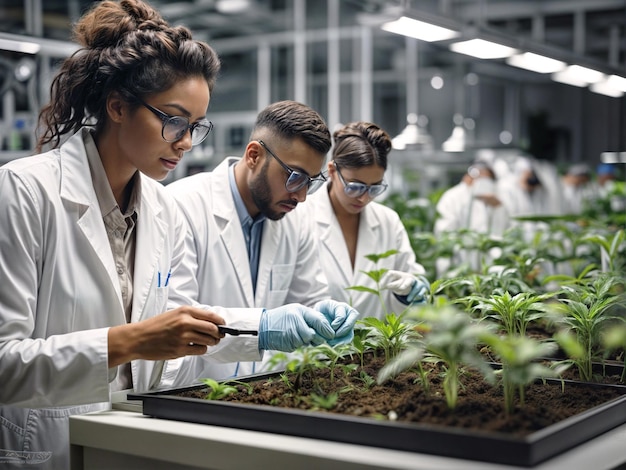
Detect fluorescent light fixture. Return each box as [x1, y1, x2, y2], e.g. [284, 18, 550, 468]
[216, 0, 250, 14]
[553, 65, 605, 86]
[568, 65, 605, 83]
[392, 113, 434, 150]
[0, 33, 78, 57]
[382, 16, 460, 42]
[551, 70, 588, 87]
[506, 52, 566, 74]
[449, 39, 517, 59]
[442, 125, 465, 152]
[0, 38, 40, 54]
[607, 75, 626, 92]
[601, 151, 626, 163]
[590, 80, 624, 98]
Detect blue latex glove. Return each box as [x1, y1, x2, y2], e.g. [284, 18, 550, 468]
[407, 275, 430, 303]
[380, 270, 430, 304]
[258, 304, 335, 351]
[314, 299, 359, 346]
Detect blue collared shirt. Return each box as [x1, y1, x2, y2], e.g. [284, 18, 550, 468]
[228, 162, 266, 293]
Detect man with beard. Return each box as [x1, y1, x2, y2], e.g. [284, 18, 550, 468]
[167, 100, 353, 378]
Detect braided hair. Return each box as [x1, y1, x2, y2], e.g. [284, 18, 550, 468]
[331, 121, 392, 170]
[37, 0, 221, 151]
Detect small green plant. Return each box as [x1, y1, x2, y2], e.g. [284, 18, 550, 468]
[378, 305, 496, 410]
[199, 378, 239, 400]
[580, 228, 625, 274]
[349, 327, 373, 369]
[303, 392, 339, 411]
[482, 334, 566, 414]
[466, 291, 554, 336]
[346, 249, 399, 316]
[551, 273, 626, 381]
[311, 343, 355, 382]
[356, 370, 376, 390]
[359, 313, 417, 363]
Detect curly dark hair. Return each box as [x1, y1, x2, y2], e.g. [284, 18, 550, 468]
[37, 0, 221, 150]
[331, 121, 391, 170]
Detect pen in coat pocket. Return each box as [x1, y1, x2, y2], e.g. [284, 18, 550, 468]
[157, 270, 171, 288]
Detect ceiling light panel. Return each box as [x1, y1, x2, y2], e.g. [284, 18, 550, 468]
[449, 39, 518, 59]
[382, 16, 460, 42]
[506, 52, 566, 73]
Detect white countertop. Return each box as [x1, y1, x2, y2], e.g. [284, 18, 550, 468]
[70, 408, 626, 470]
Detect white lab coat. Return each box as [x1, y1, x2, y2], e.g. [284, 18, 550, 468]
[434, 182, 510, 275]
[166, 157, 330, 378]
[303, 184, 425, 319]
[0, 130, 262, 469]
[497, 174, 552, 242]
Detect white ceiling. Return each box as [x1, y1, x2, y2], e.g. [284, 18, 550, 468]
[0, 0, 624, 76]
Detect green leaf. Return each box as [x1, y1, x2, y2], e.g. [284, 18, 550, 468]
[346, 286, 379, 295]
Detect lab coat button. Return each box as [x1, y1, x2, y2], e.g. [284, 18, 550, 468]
[117, 266, 124, 274]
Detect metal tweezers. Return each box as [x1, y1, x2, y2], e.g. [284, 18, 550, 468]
[218, 325, 258, 336]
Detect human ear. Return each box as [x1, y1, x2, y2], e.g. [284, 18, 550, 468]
[245, 141, 263, 169]
[106, 92, 127, 124]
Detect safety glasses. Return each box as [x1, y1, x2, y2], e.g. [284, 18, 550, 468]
[333, 161, 388, 198]
[257, 140, 326, 194]
[135, 97, 213, 146]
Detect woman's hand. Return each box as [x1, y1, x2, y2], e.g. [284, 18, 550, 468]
[107, 306, 225, 367]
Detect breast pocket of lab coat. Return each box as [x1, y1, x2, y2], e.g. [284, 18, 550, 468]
[154, 286, 169, 313]
[267, 264, 295, 307]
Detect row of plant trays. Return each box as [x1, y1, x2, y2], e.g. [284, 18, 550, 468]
[129, 362, 626, 468]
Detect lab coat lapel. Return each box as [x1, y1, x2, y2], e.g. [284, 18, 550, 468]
[132, 185, 166, 322]
[316, 189, 352, 287]
[255, 220, 280, 305]
[353, 205, 380, 277]
[211, 163, 255, 305]
[59, 131, 124, 313]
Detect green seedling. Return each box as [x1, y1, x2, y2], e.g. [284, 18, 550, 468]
[580, 228, 625, 274]
[378, 305, 496, 410]
[550, 273, 626, 381]
[349, 327, 373, 369]
[311, 343, 354, 382]
[360, 313, 418, 362]
[304, 392, 339, 411]
[356, 370, 376, 391]
[199, 378, 239, 400]
[482, 334, 566, 414]
[467, 291, 554, 336]
[346, 249, 399, 317]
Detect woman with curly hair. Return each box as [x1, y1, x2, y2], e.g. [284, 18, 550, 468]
[0, 2, 354, 467]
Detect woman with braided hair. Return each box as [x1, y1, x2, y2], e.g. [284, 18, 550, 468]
[303, 121, 430, 319]
[0, 2, 356, 467]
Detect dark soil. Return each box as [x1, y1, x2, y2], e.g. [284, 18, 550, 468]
[180, 352, 626, 437]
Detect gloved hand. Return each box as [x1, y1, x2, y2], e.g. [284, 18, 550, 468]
[258, 304, 335, 351]
[380, 270, 430, 304]
[314, 299, 360, 346]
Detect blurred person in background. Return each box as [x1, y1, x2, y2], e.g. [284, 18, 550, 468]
[497, 157, 553, 241]
[561, 163, 596, 215]
[597, 163, 618, 194]
[303, 121, 430, 319]
[434, 161, 510, 276]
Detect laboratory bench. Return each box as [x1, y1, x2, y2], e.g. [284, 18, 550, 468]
[69, 407, 626, 470]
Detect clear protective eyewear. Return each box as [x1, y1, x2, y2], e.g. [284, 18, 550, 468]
[257, 140, 326, 194]
[333, 161, 388, 198]
[135, 97, 214, 146]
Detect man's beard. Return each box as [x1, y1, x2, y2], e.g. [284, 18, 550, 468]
[249, 160, 296, 221]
